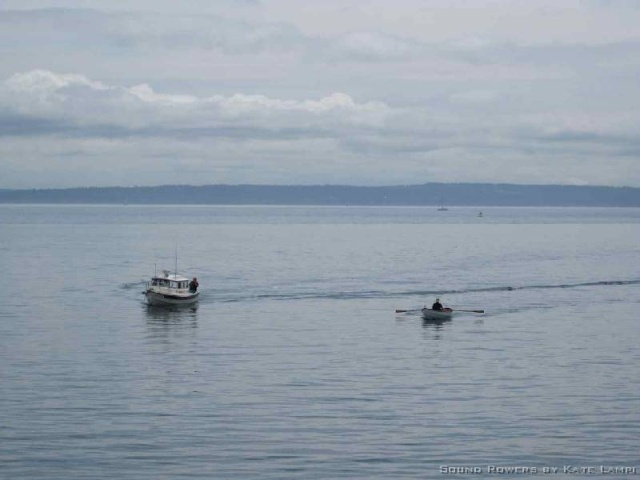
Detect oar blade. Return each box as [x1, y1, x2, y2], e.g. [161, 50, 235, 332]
[395, 308, 421, 314]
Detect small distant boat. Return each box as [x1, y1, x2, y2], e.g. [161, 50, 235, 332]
[478, 211, 483, 217]
[144, 270, 199, 306]
[421, 307, 453, 320]
[437, 197, 448, 211]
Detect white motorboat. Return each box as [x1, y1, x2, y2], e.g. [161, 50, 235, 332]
[144, 270, 199, 306]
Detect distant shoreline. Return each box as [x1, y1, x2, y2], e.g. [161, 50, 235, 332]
[1, 183, 639, 207]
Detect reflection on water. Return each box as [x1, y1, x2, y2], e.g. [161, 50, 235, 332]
[421, 317, 452, 340]
[145, 304, 198, 322]
[144, 304, 198, 341]
[421, 317, 451, 327]
[396, 314, 452, 340]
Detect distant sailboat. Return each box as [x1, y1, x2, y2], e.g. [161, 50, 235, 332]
[437, 197, 448, 211]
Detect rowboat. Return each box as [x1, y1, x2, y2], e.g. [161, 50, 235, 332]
[421, 307, 453, 320]
[144, 270, 199, 306]
[395, 307, 484, 318]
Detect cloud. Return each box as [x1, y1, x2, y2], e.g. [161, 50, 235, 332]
[583, 0, 640, 8]
[448, 90, 497, 105]
[0, 8, 304, 55]
[1, 67, 639, 188]
[0, 70, 390, 136]
[0, 0, 260, 14]
[5, 70, 109, 93]
[0, 3, 639, 188]
[329, 32, 420, 61]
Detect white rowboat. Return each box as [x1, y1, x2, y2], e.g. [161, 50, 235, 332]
[421, 307, 453, 320]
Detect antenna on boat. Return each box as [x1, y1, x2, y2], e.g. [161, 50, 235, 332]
[174, 243, 178, 278]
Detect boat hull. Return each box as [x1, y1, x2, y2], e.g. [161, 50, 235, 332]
[145, 290, 199, 306]
[421, 308, 453, 320]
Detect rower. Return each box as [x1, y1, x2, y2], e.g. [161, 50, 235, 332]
[432, 298, 443, 311]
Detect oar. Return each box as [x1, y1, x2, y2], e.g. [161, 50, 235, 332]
[396, 308, 485, 314]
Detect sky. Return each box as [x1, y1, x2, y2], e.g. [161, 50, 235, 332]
[1, 0, 639, 188]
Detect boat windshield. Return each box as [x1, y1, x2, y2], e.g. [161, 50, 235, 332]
[151, 278, 189, 289]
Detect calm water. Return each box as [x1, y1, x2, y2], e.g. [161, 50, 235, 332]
[1, 205, 639, 479]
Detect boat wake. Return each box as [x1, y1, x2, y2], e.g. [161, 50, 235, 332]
[407, 279, 640, 296]
[121, 280, 148, 291]
[209, 278, 640, 304]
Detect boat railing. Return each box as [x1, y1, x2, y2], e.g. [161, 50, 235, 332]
[147, 282, 190, 293]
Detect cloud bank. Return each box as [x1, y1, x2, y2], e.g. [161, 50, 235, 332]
[0, 1, 639, 188]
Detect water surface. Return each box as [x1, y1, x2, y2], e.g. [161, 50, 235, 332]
[1, 205, 639, 479]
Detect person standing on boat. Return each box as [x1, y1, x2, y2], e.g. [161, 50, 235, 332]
[432, 298, 443, 311]
[189, 277, 199, 293]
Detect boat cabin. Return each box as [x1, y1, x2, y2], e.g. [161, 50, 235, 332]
[151, 278, 190, 289]
[150, 271, 191, 290]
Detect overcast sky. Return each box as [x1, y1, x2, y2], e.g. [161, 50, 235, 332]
[1, 0, 639, 188]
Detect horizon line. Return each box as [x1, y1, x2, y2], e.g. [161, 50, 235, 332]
[2, 182, 640, 191]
